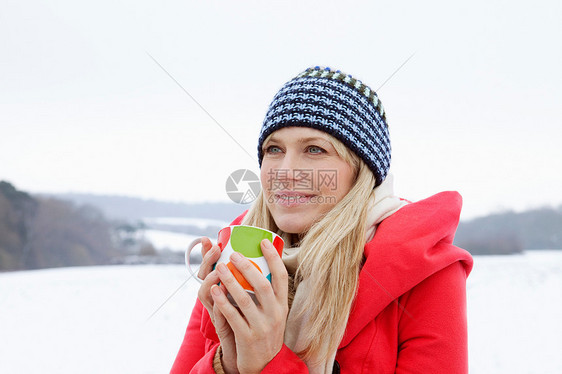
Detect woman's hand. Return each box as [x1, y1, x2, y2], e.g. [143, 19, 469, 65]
[195, 237, 239, 373]
[211, 239, 289, 374]
[196, 237, 221, 314]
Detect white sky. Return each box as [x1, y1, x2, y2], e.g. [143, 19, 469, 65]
[1, 0, 561, 220]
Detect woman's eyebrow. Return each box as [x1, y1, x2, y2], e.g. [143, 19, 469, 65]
[265, 135, 280, 144]
[297, 136, 329, 144]
[265, 135, 332, 147]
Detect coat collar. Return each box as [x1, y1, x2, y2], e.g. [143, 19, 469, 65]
[201, 191, 474, 348]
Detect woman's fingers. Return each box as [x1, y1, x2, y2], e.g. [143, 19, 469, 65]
[211, 290, 234, 337]
[229, 251, 277, 308]
[215, 262, 261, 316]
[213, 244, 289, 374]
[261, 239, 288, 304]
[215, 241, 287, 311]
[201, 237, 213, 256]
[211, 301, 238, 373]
[197, 241, 221, 281]
[211, 282, 249, 333]
[197, 269, 220, 316]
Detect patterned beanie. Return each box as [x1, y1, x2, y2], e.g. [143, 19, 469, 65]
[257, 66, 391, 187]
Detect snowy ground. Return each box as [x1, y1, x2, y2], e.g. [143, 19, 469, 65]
[0, 265, 195, 373]
[1, 250, 561, 373]
[467, 250, 562, 373]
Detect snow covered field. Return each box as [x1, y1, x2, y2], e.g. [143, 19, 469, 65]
[142, 217, 224, 252]
[142, 217, 229, 229]
[143, 229, 202, 252]
[467, 250, 562, 373]
[1, 250, 561, 373]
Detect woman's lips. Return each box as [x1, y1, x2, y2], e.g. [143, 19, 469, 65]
[273, 191, 316, 207]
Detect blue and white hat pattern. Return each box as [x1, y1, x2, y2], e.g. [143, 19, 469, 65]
[257, 66, 391, 187]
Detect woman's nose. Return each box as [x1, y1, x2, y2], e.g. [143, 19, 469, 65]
[275, 150, 295, 173]
[275, 152, 313, 187]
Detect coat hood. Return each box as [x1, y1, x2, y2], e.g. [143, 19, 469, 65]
[339, 191, 473, 348]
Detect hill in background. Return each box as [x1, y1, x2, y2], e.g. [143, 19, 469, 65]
[454, 207, 562, 255]
[54, 192, 562, 256]
[50, 193, 247, 222]
[3, 180, 562, 272]
[0, 181, 118, 271]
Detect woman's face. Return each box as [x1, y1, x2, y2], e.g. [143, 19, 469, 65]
[260, 127, 356, 236]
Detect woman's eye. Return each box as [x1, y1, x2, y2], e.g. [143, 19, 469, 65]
[265, 145, 282, 153]
[307, 146, 326, 154]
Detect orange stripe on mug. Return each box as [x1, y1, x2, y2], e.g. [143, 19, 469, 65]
[226, 260, 262, 292]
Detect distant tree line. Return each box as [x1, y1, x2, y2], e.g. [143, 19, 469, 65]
[0, 181, 120, 271]
[455, 207, 562, 255]
[58, 192, 560, 256]
[52, 192, 246, 222]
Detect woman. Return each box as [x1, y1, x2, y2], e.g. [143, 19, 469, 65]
[171, 66, 473, 373]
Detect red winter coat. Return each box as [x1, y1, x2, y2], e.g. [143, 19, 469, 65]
[171, 191, 474, 373]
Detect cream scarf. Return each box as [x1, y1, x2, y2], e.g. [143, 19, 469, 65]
[280, 174, 407, 374]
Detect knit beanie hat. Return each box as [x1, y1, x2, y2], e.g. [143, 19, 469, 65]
[257, 66, 391, 187]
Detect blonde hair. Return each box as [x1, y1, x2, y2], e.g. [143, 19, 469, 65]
[242, 133, 377, 363]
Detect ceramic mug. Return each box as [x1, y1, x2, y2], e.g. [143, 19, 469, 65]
[185, 225, 284, 294]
